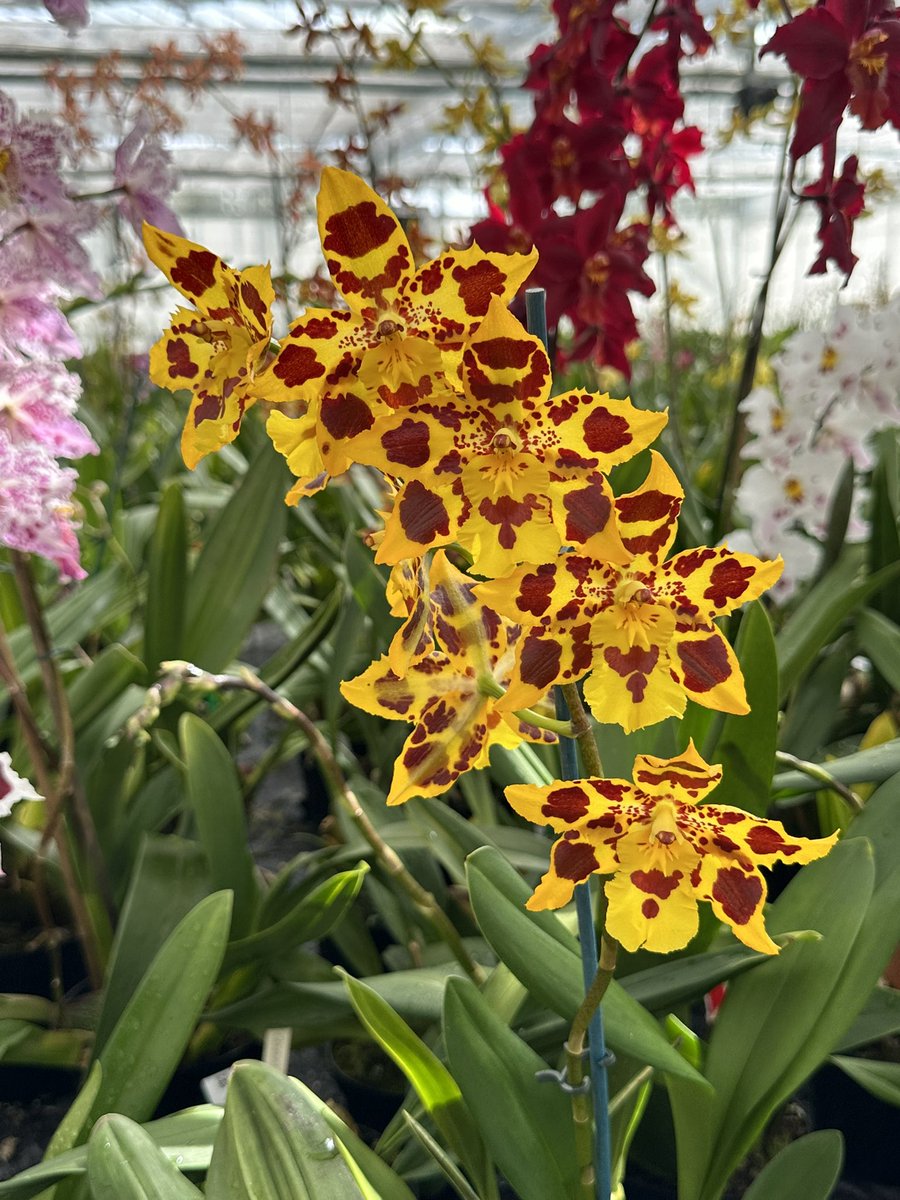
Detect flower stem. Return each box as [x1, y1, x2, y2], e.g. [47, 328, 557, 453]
[147, 662, 486, 984]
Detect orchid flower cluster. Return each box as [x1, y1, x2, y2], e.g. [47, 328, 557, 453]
[733, 297, 900, 599]
[0, 88, 181, 580]
[145, 167, 836, 957]
[758, 0, 900, 278]
[470, 0, 709, 374]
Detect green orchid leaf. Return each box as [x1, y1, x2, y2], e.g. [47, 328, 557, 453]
[777, 551, 900, 701]
[706, 601, 778, 818]
[181, 714, 259, 940]
[222, 864, 368, 971]
[86, 1114, 204, 1199]
[0, 1107, 222, 1198]
[143, 480, 188, 672]
[90, 892, 232, 1125]
[93, 836, 212, 1057]
[443, 977, 577, 1200]
[340, 970, 491, 1194]
[205, 1061, 365, 1199]
[741, 1130, 844, 1200]
[183, 439, 288, 671]
[830, 1055, 900, 1106]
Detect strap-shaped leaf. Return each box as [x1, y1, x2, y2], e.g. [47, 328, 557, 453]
[706, 601, 778, 817]
[222, 864, 368, 971]
[181, 714, 259, 939]
[184, 439, 288, 671]
[87, 1114, 203, 1199]
[90, 891, 233, 1124]
[204, 1061, 365, 1200]
[443, 976, 578, 1200]
[143, 480, 188, 672]
[340, 970, 491, 1194]
[93, 836, 212, 1056]
[0, 1107, 223, 1199]
[741, 1131, 844, 1200]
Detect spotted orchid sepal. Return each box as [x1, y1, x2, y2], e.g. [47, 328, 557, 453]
[143, 223, 276, 469]
[339, 551, 557, 805]
[505, 742, 838, 955]
[479, 452, 783, 731]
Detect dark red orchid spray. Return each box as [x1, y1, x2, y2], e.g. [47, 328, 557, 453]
[470, 0, 708, 374]
[762, 0, 900, 278]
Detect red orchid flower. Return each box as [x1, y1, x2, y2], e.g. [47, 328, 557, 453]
[762, 0, 900, 158]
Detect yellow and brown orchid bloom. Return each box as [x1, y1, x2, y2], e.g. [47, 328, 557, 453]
[340, 299, 666, 576]
[505, 742, 837, 954]
[143, 223, 276, 469]
[261, 167, 537, 494]
[266, 167, 536, 406]
[340, 551, 556, 805]
[479, 453, 782, 731]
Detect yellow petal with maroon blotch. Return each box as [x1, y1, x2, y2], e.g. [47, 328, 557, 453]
[583, 621, 686, 732]
[340, 651, 462, 722]
[427, 549, 495, 673]
[459, 480, 559, 579]
[527, 833, 609, 911]
[317, 167, 413, 315]
[143, 224, 244, 321]
[460, 299, 551, 412]
[657, 546, 783, 617]
[685, 802, 839, 872]
[235, 264, 276, 342]
[180, 336, 261, 469]
[548, 475, 630, 561]
[407, 243, 538, 345]
[671, 626, 748, 714]
[544, 392, 668, 475]
[257, 308, 361, 404]
[386, 557, 434, 675]
[696, 856, 779, 955]
[347, 402, 458, 481]
[496, 623, 595, 714]
[631, 740, 722, 802]
[376, 479, 466, 563]
[610, 451, 684, 565]
[475, 558, 584, 626]
[385, 688, 509, 805]
[148, 310, 216, 392]
[267, 409, 330, 501]
[604, 837, 700, 953]
[505, 776, 633, 838]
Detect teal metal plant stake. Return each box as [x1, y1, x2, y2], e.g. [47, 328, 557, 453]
[525, 288, 612, 1200]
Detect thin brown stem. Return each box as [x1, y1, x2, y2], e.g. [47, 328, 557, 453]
[11, 554, 70, 786]
[150, 663, 486, 984]
[774, 751, 863, 812]
[713, 94, 797, 540]
[0, 578, 106, 989]
[11, 555, 112, 920]
[560, 683, 603, 778]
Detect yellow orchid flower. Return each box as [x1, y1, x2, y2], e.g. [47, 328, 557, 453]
[143, 223, 275, 469]
[343, 298, 666, 575]
[340, 551, 556, 805]
[264, 167, 537, 494]
[269, 167, 536, 404]
[505, 742, 838, 955]
[479, 452, 782, 731]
